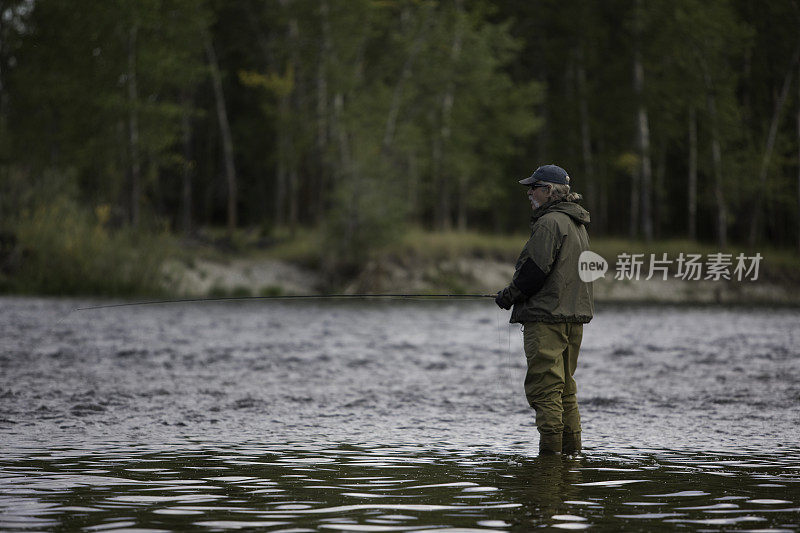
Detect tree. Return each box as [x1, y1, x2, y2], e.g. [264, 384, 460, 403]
[8, 0, 210, 227]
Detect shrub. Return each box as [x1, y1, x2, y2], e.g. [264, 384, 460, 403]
[10, 197, 169, 296]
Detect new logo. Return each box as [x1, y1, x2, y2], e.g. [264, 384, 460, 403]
[578, 251, 608, 282]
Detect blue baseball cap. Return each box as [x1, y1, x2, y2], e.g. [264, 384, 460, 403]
[519, 164, 570, 186]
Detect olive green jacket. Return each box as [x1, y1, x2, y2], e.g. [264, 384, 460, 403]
[501, 199, 594, 324]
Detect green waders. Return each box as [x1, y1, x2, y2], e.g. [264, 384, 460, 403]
[523, 322, 583, 455]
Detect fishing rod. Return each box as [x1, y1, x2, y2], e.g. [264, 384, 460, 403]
[75, 293, 497, 311]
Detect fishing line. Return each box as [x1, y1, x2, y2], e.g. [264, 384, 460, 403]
[494, 306, 502, 397]
[74, 294, 496, 312]
[507, 322, 520, 397]
[495, 306, 509, 398]
[493, 306, 521, 399]
[506, 324, 523, 394]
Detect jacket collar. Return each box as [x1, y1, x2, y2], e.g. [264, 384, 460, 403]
[530, 199, 565, 225]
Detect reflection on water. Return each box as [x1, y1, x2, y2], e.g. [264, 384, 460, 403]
[1, 298, 800, 530]
[1, 442, 799, 531]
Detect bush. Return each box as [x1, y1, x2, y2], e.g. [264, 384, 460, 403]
[321, 172, 406, 283]
[9, 197, 169, 296]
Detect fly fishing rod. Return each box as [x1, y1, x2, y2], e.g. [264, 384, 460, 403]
[75, 294, 497, 311]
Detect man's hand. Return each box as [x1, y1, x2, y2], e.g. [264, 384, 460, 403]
[495, 290, 512, 310]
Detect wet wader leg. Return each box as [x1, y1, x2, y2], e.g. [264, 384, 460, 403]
[561, 323, 583, 455]
[523, 322, 568, 455]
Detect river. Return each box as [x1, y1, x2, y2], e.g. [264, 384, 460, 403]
[1, 297, 798, 531]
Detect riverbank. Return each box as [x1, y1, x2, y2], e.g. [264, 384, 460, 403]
[2, 222, 798, 303]
[161, 255, 799, 305]
[159, 229, 800, 305]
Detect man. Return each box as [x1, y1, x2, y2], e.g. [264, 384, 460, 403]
[495, 164, 593, 455]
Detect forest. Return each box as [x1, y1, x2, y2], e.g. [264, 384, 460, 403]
[1, 0, 799, 293]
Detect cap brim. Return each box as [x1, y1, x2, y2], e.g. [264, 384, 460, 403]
[518, 176, 538, 185]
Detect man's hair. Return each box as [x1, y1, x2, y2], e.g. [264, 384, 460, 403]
[544, 183, 583, 203]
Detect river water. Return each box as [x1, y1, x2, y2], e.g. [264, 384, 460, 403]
[1, 297, 799, 531]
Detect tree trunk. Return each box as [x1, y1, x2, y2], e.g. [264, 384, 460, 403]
[148, 151, 162, 216]
[249, 1, 299, 233]
[247, 1, 285, 229]
[749, 42, 800, 247]
[597, 135, 608, 234]
[629, 167, 640, 239]
[288, 165, 299, 235]
[434, 0, 464, 231]
[688, 107, 698, 241]
[0, 10, 7, 177]
[282, 3, 300, 234]
[382, 4, 431, 154]
[535, 25, 549, 162]
[457, 174, 467, 231]
[600, 178, 608, 235]
[127, 24, 141, 228]
[333, 93, 359, 256]
[180, 92, 193, 235]
[705, 75, 727, 248]
[431, 131, 446, 228]
[203, 32, 237, 237]
[742, 47, 753, 135]
[633, 35, 653, 242]
[315, 0, 331, 220]
[653, 140, 666, 238]
[407, 151, 419, 221]
[275, 98, 287, 227]
[333, 91, 357, 257]
[576, 47, 595, 217]
[710, 131, 726, 248]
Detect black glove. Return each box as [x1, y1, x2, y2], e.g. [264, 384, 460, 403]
[495, 290, 512, 310]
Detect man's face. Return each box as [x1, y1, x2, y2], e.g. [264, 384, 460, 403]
[527, 184, 550, 210]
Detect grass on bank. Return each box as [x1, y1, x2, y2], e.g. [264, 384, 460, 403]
[255, 226, 798, 266]
[1, 199, 172, 297]
[256, 227, 800, 284]
[3, 211, 799, 297]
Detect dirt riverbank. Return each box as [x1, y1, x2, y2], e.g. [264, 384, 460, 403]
[163, 254, 800, 305]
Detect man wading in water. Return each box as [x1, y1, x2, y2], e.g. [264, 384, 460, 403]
[495, 164, 593, 455]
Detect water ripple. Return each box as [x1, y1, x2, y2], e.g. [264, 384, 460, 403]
[0, 442, 798, 531]
[2, 300, 800, 530]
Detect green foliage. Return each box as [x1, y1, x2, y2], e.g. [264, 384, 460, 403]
[322, 167, 407, 277]
[9, 197, 169, 296]
[262, 228, 321, 266]
[6, 0, 209, 214]
[390, 228, 527, 261]
[258, 285, 284, 297]
[1, 0, 799, 297]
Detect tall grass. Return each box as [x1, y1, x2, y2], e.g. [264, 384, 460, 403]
[388, 228, 526, 261]
[7, 198, 170, 296]
[377, 229, 799, 283]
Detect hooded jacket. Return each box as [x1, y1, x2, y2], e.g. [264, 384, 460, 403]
[499, 199, 593, 324]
